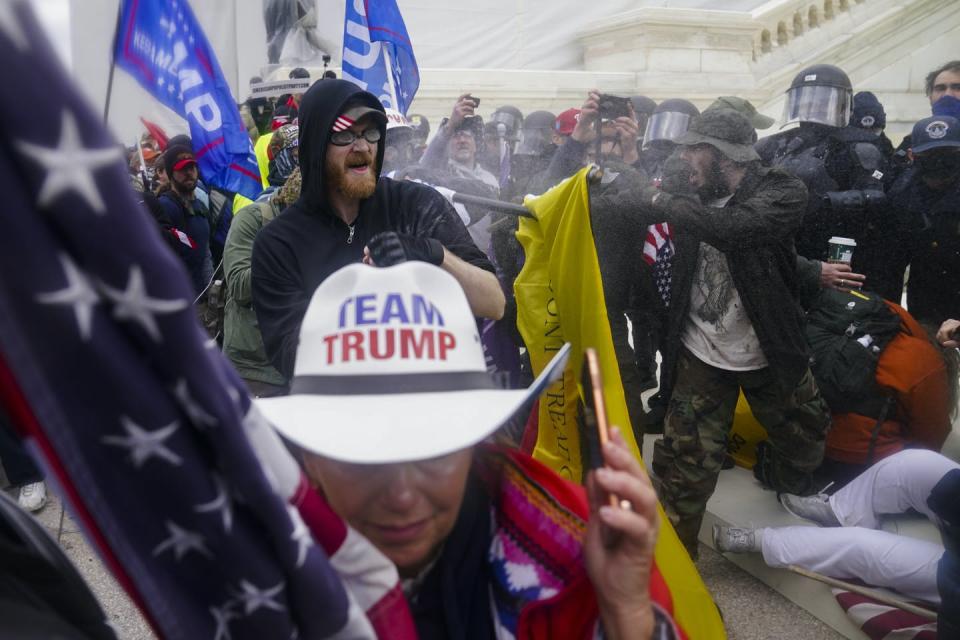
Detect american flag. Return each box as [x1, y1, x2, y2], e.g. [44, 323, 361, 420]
[643, 222, 674, 307]
[0, 4, 411, 639]
[832, 587, 937, 639]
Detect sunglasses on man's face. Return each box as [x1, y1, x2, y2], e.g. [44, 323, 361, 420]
[331, 128, 382, 147]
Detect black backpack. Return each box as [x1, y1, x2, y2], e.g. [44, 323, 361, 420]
[805, 288, 902, 418]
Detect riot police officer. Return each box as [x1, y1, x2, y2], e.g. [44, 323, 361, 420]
[756, 64, 887, 263]
[508, 110, 557, 202]
[481, 105, 524, 189]
[640, 99, 700, 180]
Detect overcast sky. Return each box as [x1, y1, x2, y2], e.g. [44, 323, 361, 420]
[30, 0, 71, 67]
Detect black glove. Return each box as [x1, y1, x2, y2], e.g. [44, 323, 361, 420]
[658, 155, 695, 195]
[822, 189, 886, 211]
[367, 231, 445, 267]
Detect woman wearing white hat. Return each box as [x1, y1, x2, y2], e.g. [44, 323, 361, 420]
[257, 262, 684, 639]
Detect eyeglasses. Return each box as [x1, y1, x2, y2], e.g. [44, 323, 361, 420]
[330, 128, 382, 147]
[321, 452, 469, 482]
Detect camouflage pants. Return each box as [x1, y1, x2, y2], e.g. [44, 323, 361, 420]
[652, 349, 831, 557]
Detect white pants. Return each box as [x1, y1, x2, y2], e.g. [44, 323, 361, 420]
[760, 449, 958, 604]
[829, 449, 959, 529]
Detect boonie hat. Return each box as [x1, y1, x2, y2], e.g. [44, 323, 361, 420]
[707, 96, 775, 130]
[257, 263, 570, 464]
[911, 115, 960, 154]
[675, 108, 761, 163]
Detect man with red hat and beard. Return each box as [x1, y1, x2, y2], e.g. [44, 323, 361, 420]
[158, 144, 214, 296]
[252, 80, 505, 382]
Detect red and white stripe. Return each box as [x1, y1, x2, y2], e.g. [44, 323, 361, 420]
[643, 222, 672, 265]
[332, 115, 355, 133]
[169, 228, 196, 249]
[243, 404, 414, 638]
[832, 588, 938, 640]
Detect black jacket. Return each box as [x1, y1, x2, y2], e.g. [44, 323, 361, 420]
[251, 80, 492, 379]
[756, 124, 886, 261]
[593, 165, 811, 398]
[872, 168, 960, 325]
[929, 469, 960, 639]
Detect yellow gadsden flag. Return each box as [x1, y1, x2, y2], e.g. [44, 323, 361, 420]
[514, 167, 726, 639]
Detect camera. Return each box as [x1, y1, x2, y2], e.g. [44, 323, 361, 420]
[322, 54, 332, 64]
[598, 94, 632, 121]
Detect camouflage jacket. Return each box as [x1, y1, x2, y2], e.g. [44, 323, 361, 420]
[593, 164, 811, 398]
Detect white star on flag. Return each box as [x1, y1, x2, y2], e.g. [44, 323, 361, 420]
[35, 253, 100, 341]
[102, 416, 183, 468]
[16, 110, 123, 214]
[233, 580, 286, 616]
[286, 505, 312, 569]
[152, 520, 213, 561]
[100, 265, 188, 342]
[0, 0, 28, 51]
[210, 602, 237, 640]
[173, 378, 217, 428]
[195, 475, 233, 533]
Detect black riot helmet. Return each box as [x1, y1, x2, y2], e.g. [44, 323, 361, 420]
[782, 64, 853, 129]
[630, 95, 657, 118]
[643, 99, 700, 149]
[490, 105, 524, 142]
[516, 110, 557, 156]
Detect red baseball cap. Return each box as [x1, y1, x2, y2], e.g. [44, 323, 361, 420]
[172, 154, 196, 172]
[554, 108, 581, 136]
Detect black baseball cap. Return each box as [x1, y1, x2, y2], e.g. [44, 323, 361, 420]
[912, 115, 960, 154]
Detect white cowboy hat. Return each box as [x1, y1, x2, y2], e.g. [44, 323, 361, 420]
[256, 262, 569, 464]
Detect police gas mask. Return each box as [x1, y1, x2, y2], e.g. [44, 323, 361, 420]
[915, 149, 960, 182]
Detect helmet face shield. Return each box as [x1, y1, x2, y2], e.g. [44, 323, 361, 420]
[490, 111, 521, 139]
[642, 112, 691, 148]
[782, 85, 852, 128]
[516, 128, 553, 156]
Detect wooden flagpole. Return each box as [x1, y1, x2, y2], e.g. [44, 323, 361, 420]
[787, 565, 938, 621]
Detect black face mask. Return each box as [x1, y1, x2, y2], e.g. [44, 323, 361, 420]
[916, 152, 960, 182]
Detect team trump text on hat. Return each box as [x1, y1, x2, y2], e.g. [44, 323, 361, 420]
[323, 293, 457, 363]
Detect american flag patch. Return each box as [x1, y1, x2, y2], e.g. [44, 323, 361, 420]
[643, 222, 674, 308]
[332, 115, 355, 132]
[170, 228, 196, 249]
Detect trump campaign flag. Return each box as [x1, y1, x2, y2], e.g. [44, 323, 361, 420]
[342, 0, 419, 115]
[514, 168, 726, 639]
[114, 0, 262, 200]
[0, 3, 416, 639]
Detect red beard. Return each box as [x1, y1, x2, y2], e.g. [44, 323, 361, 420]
[327, 149, 377, 199]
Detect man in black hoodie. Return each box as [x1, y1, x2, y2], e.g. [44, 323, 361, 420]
[251, 80, 504, 381]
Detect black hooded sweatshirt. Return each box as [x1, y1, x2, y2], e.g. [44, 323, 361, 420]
[251, 80, 493, 380]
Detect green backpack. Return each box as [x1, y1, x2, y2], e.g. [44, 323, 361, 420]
[805, 289, 902, 418]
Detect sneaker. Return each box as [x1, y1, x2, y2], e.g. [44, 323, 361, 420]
[712, 525, 760, 553]
[17, 481, 46, 513]
[779, 492, 840, 527]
